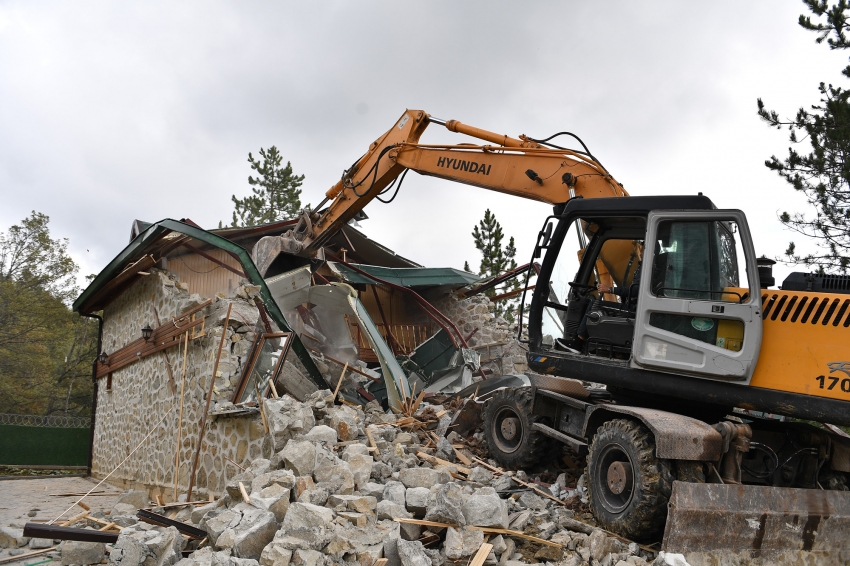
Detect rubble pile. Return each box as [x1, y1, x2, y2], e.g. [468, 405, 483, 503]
[38, 392, 656, 566]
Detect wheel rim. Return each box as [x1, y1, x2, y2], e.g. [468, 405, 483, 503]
[492, 405, 524, 454]
[595, 443, 635, 514]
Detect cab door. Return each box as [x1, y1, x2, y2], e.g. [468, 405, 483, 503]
[631, 210, 762, 381]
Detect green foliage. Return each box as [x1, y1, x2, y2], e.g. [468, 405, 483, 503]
[759, 0, 850, 273]
[0, 212, 95, 416]
[225, 147, 304, 228]
[468, 209, 521, 322]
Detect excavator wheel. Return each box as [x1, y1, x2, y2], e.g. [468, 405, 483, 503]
[484, 387, 555, 470]
[587, 419, 674, 541]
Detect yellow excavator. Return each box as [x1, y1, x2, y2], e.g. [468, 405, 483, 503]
[258, 110, 850, 562]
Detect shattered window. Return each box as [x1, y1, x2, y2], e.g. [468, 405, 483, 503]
[232, 332, 292, 403]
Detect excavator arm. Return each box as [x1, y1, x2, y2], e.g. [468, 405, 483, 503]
[260, 109, 635, 285]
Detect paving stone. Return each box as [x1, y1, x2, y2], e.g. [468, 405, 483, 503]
[360, 482, 384, 501]
[398, 468, 449, 489]
[467, 467, 493, 484]
[518, 491, 547, 511]
[404, 487, 429, 515]
[282, 503, 334, 530]
[280, 440, 317, 477]
[347, 454, 373, 490]
[337, 512, 366, 527]
[293, 476, 315, 499]
[423, 483, 466, 526]
[61, 541, 105, 565]
[396, 539, 430, 566]
[444, 527, 484, 561]
[251, 486, 291, 523]
[265, 398, 316, 452]
[0, 527, 28, 549]
[313, 461, 355, 495]
[341, 444, 370, 460]
[232, 510, 278, 559]
[376, 500, 412, 521]
[326, 494, 376, 514]
[303, 425, 337, 445]
[462, 487, 508, 528]
[382, 481, 406, 506]
[589, 529, 621, 562]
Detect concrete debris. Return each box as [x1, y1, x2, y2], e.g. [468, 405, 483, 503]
[61, 540, 106, 565]
[21, 389, 656, 566]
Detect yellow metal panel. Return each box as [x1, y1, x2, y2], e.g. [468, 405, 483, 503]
[750, 291, 850, 402]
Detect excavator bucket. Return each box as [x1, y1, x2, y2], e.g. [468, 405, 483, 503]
[662, 481, 850, 565]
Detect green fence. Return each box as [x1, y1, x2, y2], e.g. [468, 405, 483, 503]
[0, 414, 90, 467]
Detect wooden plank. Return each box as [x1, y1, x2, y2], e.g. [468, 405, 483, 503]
[152, 306, 176, 394]
[238, 481, 251, 504]
[468, 543, 494, 566]
[95, 299, 212, 378]
[453, 446, 473, 467]
[85, 516, 123, 531]
[174, 331, 189, 502]
[416, 451, 469, 475]
[471, 457, 563, 506]
[0, 547, 56, 564]
[187, 302, 232, 502]
[332, 362, 349, 402]
[224, 456, 246, 471]
[467, 527, 563, 548]
[365, 429, 379, 452]
[372, 559, 388, 566]
[393, 518, 456, 529]
[60, 512, 89, 527]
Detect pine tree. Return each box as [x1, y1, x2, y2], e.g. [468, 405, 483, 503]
[225, 147, 304, 228]
[758, 0, 850, 273]
[468, 209, 521, 322]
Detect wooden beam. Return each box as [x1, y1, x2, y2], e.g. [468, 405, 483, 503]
[153, 307, 176, 394]
[469, 543, 494, 566]
[186, 302, 232, 502]
[96, 299, 212, 378]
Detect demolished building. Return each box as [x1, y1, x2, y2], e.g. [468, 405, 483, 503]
[72, 217, 531, 501]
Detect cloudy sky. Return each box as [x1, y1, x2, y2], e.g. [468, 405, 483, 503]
[1, 1, 847, 289]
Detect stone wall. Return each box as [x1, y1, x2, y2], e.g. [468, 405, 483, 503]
[93, 269, 275, 500]
[427, 291, 529, 376]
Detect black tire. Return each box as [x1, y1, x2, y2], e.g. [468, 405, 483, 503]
[484, 387, 555, 469]
[586, 419, 674, 541]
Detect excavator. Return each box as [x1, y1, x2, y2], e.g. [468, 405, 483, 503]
[257, 109, 850, 562]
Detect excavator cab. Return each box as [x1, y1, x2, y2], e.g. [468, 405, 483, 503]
[524, 195, 764, 385]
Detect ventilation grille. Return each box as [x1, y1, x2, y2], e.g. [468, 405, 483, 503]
[761, 293, 850, 327]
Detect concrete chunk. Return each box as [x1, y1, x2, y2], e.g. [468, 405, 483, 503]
[398, 468, 449, 489]
[282, 503, 334, 530]
[462, 487, 508, 528]
[444, 527, 484, 561]
[61, 541, 105, 565]
[280, 440, 317, 477]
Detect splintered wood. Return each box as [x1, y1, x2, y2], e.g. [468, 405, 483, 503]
[392, 518, 563, 549]
[469, 542, 493, 566]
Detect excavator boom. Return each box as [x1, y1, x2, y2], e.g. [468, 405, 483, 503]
[278, 109, 626, 254]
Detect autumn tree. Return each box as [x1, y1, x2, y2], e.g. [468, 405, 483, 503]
[0, 212, 95, 416]
[226, 146, 304, 227]
[466, 209, 521, 322]
[758, 0, 850, 272]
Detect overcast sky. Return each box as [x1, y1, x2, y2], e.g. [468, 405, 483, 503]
[2, 1, 848, 290]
